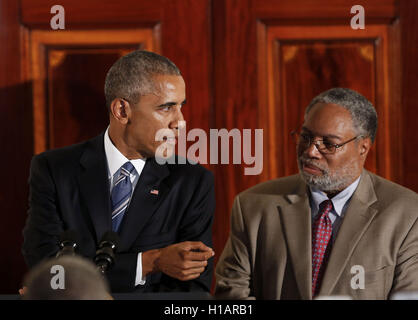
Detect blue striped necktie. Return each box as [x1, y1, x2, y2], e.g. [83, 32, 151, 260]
[111, 162, 135, 232]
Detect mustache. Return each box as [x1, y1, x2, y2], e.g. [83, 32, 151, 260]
[298, 156, 328, 173]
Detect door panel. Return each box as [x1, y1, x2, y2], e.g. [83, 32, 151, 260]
[29, 29, 156, 152]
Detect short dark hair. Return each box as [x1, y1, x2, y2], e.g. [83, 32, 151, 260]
[104, 50, 181, 109]
[305, 88, 378, 142]
[22, 255, 111, 300]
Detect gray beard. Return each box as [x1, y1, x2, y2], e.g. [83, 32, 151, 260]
[297, 156, 359, 193]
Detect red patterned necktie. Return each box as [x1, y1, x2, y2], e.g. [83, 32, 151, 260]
[312, 200, 333, 297]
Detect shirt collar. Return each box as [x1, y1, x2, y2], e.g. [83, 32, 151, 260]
[309, 175, 361, 217]
[104, 127, 146, 178]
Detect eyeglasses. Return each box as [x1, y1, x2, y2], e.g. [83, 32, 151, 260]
[291, 131, 363, 155]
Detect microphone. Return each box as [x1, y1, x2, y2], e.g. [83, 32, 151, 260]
[94, 231, 120, 274]
[56, 230, 79, 257]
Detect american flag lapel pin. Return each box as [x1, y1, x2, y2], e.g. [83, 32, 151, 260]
[150, 188, 159, 195]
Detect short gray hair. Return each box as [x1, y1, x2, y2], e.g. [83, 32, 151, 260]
[305, 88, 378, 142]
[104, 50, 181, 109]
[23, 255, 111, 300]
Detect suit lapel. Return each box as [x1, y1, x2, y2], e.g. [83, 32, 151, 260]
[318, 171, 378, 296]
[117, 157, 170, 251]
[77, 133, 111, 243]
[280, 178, 312, 300]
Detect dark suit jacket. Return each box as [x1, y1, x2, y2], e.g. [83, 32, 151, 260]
[22, 133, 215, 293]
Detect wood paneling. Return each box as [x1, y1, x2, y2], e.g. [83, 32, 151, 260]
[253, 0, 397, 22]
[29, 29, 157, 153]
[259, 24, 401, 182]
[48, 49, 134, 148]
[212, 0, 406, 276]
[0, 0, 33, 295]
[400, 0, 418, 192]
[212, 0, 260, 269]
[21, 0, 162, 28]
[161, 0, 212, 140]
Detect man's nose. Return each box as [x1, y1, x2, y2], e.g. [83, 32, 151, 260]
[304, 140, 322, 159]
[169, 106, 185, 130]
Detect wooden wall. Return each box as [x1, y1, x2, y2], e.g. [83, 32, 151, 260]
[0, 0, 417, 293]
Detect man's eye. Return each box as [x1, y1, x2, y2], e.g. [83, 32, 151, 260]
[323, 141, 335, 149]
[161, 106, 171, 111]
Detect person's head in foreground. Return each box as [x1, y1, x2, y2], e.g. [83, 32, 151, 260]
[296, 87, 377, 197]
[22, 255, 112, 300]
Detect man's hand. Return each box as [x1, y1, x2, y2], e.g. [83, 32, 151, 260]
[142, 241, 214, 281]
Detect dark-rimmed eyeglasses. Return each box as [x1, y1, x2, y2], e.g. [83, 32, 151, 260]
[291, 131, 363, 155]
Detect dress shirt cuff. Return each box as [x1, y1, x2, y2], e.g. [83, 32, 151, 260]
[135, 252, 146, 286]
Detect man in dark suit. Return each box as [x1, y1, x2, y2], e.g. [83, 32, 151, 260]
[22, 50, 215, 293]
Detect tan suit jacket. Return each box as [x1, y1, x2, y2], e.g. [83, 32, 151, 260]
[215, 170, 418, 299]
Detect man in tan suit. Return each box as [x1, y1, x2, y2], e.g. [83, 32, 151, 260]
[215, 88, 418, 300]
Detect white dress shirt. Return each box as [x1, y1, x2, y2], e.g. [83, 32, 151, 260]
[104, 127, 147, 286]
[309, 175, 361, 244]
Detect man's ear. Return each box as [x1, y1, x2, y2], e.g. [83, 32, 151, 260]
[359, 136, 372, 157]
[110, 98, 130, 124]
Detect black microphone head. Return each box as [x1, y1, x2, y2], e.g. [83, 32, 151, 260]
[56, 230, 79, 257]
[59, 230, 79, 247]
[99, 231, 120, 251]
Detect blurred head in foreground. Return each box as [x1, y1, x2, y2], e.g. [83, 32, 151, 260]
[22, 255, 112, 300]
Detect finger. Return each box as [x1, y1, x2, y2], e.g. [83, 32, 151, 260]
[183, 241, 213, 252]
[178, 271, 205, 281]
[180, 267, 206, 276]
[160, 258, 206, 273]
[179, 274, 200, 281]
[181, 260, 208, 269]
[182, 250, 213, 261]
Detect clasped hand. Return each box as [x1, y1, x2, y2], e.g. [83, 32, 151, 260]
[143, 241, 214, 281]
